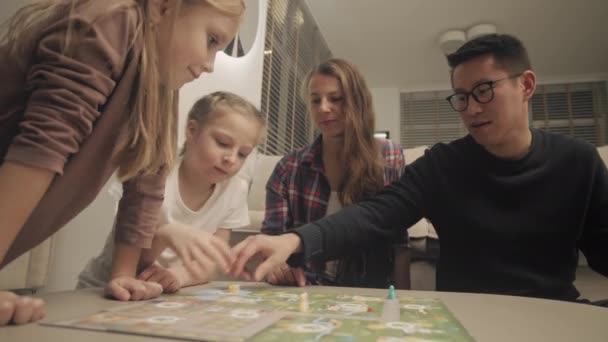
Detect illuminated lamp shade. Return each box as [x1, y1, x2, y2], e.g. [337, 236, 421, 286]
[438, 30, 466, 55]
[466, 23, 497, 41]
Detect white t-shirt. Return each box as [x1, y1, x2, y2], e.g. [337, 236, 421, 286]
[77, 160, 250, 288]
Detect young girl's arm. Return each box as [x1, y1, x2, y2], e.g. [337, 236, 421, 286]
[0, 162, 54, 265]
[106, 171, 167, 300]
[0, 163, 52, 324]
[139, 212, 171, 268]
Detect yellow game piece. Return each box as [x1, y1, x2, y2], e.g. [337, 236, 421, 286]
[299, 292, 309, 312]
[228, 283, 240, 294]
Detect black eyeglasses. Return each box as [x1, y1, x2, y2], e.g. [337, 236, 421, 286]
[445, 73, 523, 112]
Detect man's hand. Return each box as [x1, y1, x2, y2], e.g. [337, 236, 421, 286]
[0, 290, 45, 325]
[230, 233, 302, 281]
[105, 275, 163, 301]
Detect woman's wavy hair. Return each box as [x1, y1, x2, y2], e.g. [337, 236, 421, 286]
[302, 58, 385, 205]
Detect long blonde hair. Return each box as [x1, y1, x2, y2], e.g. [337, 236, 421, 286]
[0, 0, 245, 180]
[302, 58, 385, 206]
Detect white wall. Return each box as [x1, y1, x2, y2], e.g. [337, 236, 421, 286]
[371, 88, 401, 146]
[40, 0, 268, 292]
[178, 0, 267, 147]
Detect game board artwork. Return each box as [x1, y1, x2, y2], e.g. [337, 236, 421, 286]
[45, 286, 475, 342]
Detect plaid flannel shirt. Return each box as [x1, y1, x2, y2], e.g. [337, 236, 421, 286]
[261, 135, 406, 287]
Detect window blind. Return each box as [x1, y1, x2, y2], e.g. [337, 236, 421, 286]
[531, 82, 607, 146]
[259, 0, 332, 155]
[400, 90, 467, 148]
[400, 81, 608, 148]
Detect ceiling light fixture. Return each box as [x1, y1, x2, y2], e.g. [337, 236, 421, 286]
[438, 30, 466, 55]
[466, 23, 497, 41]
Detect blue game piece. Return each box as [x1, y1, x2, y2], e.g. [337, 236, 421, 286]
[388, 285, 396, 300]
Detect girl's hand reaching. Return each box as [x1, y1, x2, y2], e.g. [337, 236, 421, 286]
[158, 223, 233, 275]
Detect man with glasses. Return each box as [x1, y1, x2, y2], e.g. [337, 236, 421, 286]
[231, 34, 608, 301]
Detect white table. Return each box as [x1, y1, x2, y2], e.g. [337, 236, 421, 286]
[2, 281, 608, 341]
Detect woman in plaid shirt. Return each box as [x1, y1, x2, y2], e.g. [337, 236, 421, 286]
[261, 58, 409, 289]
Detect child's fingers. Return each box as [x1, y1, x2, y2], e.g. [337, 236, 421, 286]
[162, 281, 177, 294]
[184, 257, 215, 284]
[189, 245, 207, 265]
[147, 270, 165, 284]
[126, 283, 147, 301]
[141, 282, 163, 300]
[155, 271, 178, 293]
[11, 297, 33, 325]
[138, 267, 155, 281]
[117, 279, 150, 301]
[179, 247, 211, 279]
[0, 298, 16, 325]
[15, 297, 44, 325]
[105, 281, 130, 301]
[32, 305, 46, 322]
[162, 275, 180, 293]
[209, 237, 234, 267]
[231, 237, 260, 277]
[182, 258, 200, 277]
[198, 239, 230, 273]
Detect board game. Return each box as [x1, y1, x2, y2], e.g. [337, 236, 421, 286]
[46, 285, 475, 341]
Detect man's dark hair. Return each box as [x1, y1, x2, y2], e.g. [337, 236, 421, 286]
[447, 34, 532, 74]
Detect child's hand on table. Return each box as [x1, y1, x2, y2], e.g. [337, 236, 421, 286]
[0, 290, 45, 325]
[138, 263, 182, 294]
[105, 275, 163, 301]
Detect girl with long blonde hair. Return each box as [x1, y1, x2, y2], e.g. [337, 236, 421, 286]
[0, 0, 244, 325]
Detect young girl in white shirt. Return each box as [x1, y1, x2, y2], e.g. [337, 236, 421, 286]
[79, 91, 264, 292]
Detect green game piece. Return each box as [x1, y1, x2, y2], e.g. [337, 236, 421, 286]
[388, 285, 396, 299]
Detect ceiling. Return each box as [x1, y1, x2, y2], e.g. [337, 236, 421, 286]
[305, 0, 608, 90]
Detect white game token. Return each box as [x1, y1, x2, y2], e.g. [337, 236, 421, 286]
[155, 302, 185, 309]
[147, 316, 181, 324]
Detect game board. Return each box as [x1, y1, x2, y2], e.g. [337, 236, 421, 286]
[46, 286, 475, 342]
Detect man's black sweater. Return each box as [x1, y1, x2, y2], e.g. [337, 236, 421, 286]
[293, 129, 608, 300]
